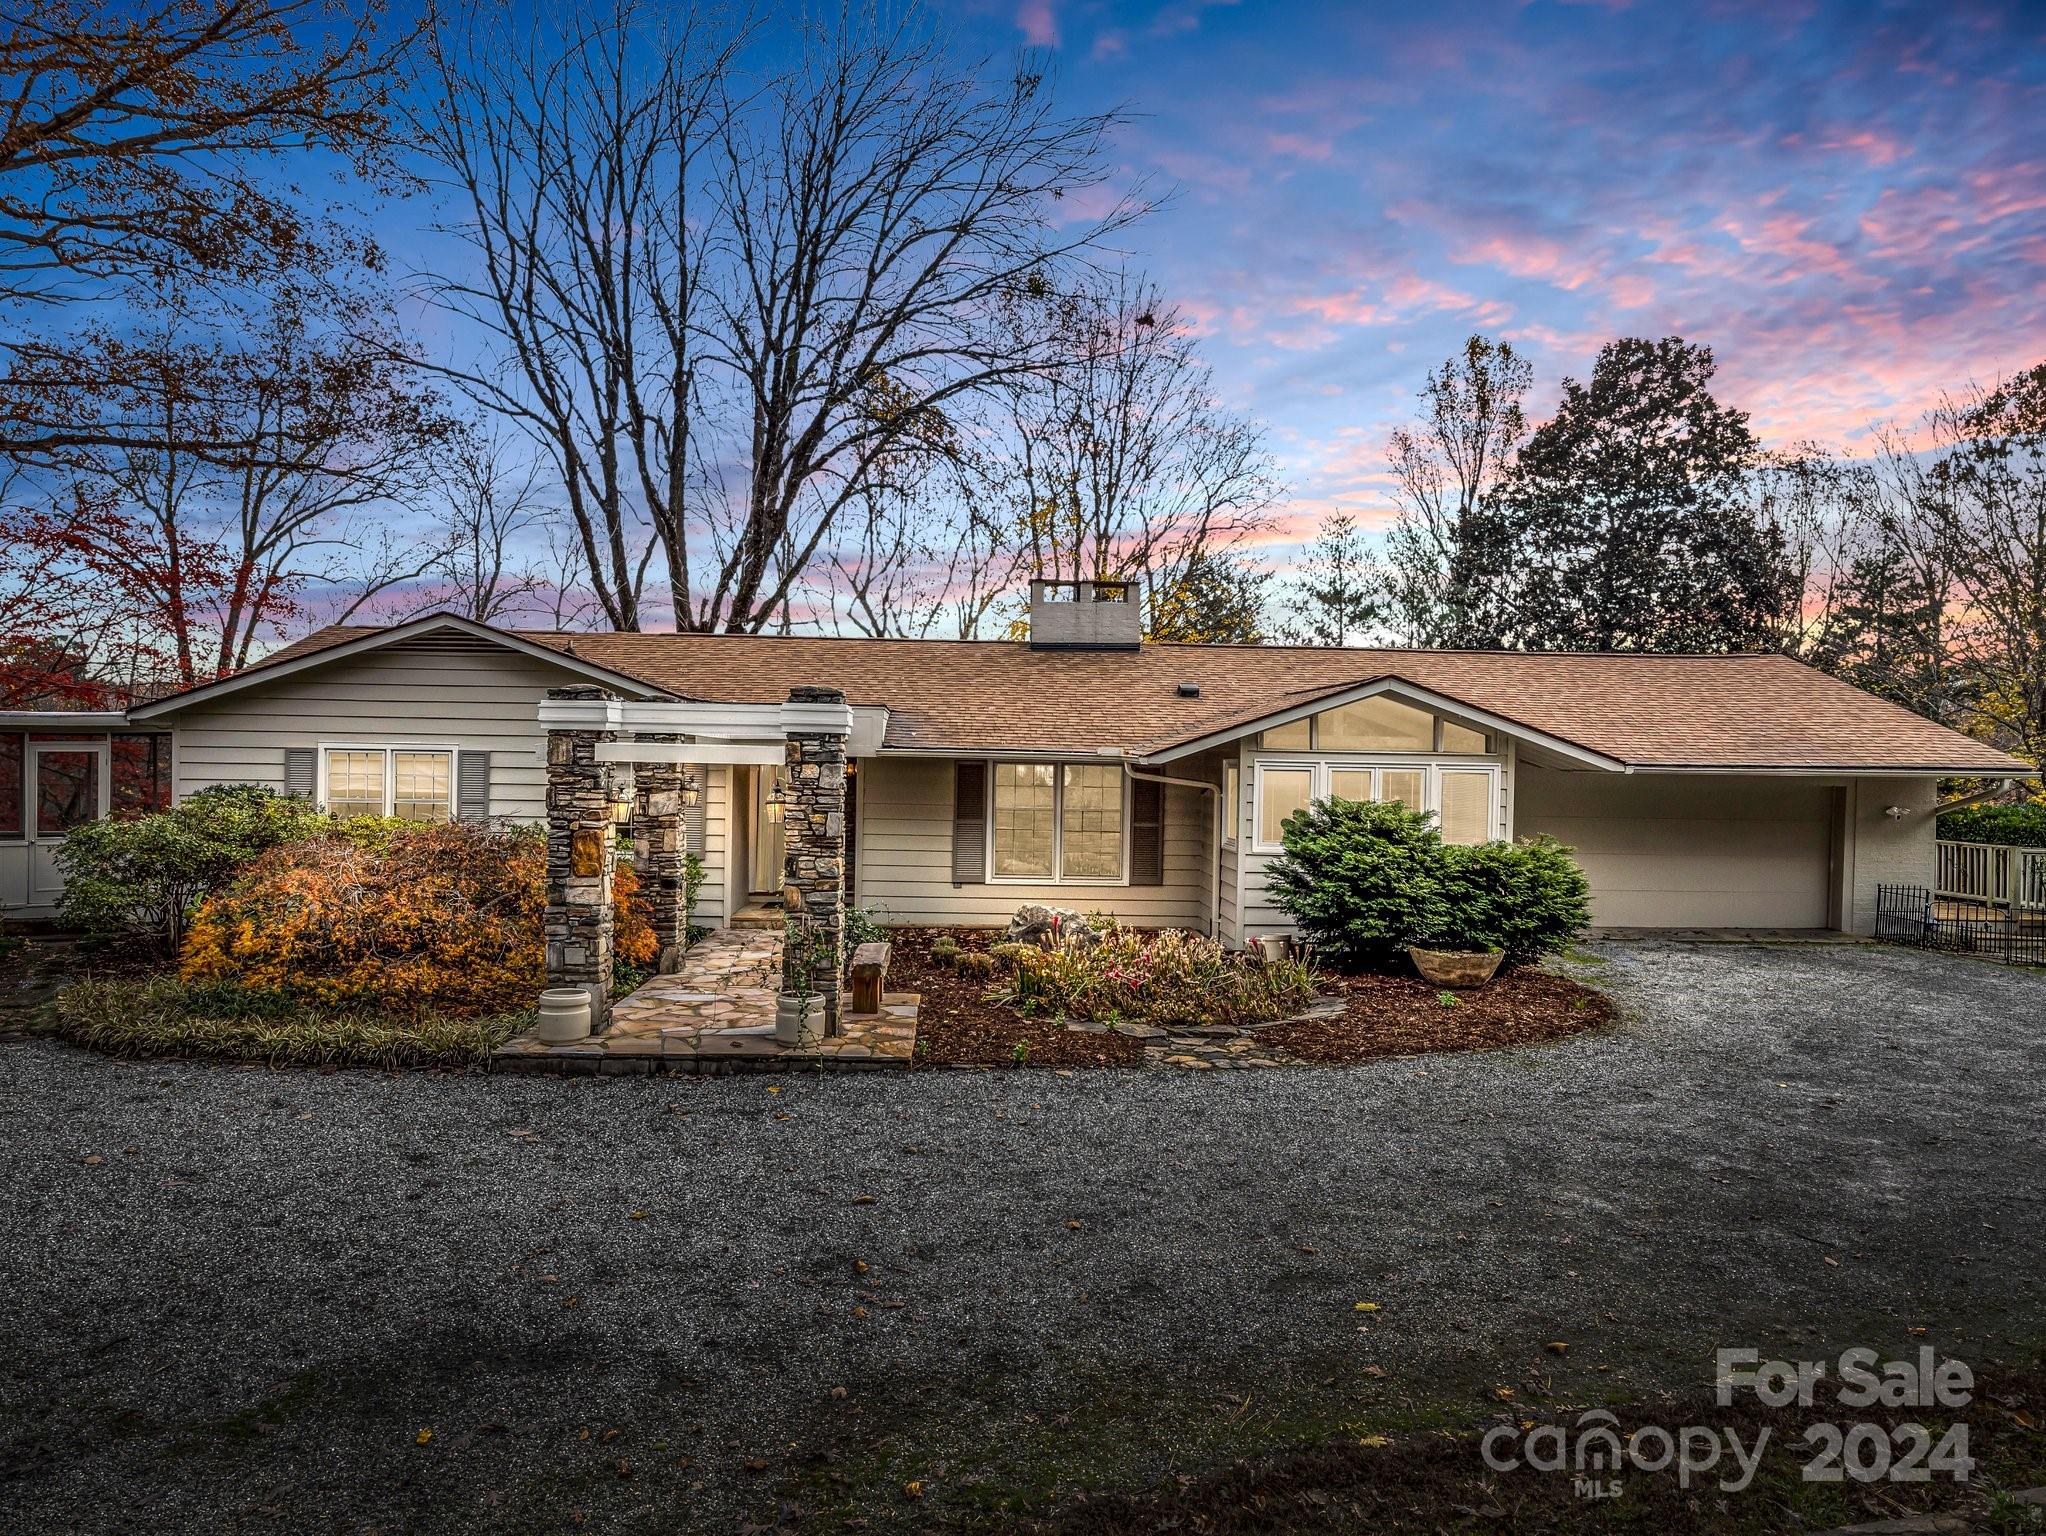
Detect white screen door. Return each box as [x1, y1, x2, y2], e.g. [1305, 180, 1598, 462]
[27, 743, 108, 904]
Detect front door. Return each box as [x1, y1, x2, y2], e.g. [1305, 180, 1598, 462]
[750, 764, 786, 895]
[27, 742, 108, 905]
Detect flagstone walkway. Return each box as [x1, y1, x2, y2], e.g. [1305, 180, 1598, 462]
[494, 927, 918, 1075]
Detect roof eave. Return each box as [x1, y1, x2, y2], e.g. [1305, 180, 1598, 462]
[1138, 674, 1631, 773]
[128, 614, 681, 721]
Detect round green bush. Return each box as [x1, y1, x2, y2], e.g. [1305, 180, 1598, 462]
[1261, 798, 1450, 972]
[1431, 837, 1592, 968]
[1263, 796, 1591, 974]
[55, 785, 327, 953]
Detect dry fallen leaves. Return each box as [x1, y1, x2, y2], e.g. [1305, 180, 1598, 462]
[902, 1480, 924, 1500]
[415, 1428, 433, 1446]
[1353, 1301, 1381, 1313]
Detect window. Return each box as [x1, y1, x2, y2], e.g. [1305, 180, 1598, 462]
[1257, 765, 1314, 847]
[1378, 767, 1427, 811]
[1317, 695, 1434, 751]
[322, 746, 454, 821]
[1327, 767, 1374, 803]
[0, 734, 20, 838]
[1258, 698, 1494, 753]
[1327, 765, 1428, 815]
[990, 762, 1126, 882]
[1253, 762, 1499, 851]
[1060, 764, 1124, 879]
[1441, 720, 1490, 754]
[1222, 760, 1240, 846]
[1438, 770, 1493, 846]
[110, 734, 172, 819]
[393, 751, 453, 821]
[991, 763, 1056, 878]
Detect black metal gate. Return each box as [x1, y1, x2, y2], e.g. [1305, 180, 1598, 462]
[1875, 883, 2046, 968]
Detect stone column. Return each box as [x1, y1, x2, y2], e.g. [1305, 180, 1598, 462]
[632, 733, 697, 974]
[544, 686, 618, 1028]
[781, 685, 848, 1032]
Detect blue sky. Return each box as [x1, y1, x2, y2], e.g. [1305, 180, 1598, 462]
[898, 0, 2046, 550]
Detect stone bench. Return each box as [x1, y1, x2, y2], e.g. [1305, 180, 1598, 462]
[847, 941, 892, 1016]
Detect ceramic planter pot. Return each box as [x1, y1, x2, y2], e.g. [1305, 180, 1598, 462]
[1253, 934, 1293, 964]
[1407, 946, 1505, 989]
[774, 992, 827, 1046]
[533, 986, 595, 1043]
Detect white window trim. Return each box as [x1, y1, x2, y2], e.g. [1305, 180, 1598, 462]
[984, 760, 1132, 886]
[316, 742, 459, 819]
[1221, 759, 1240, 849]
[1250, 756, 1503, 854]
[21, 739, 112, 843]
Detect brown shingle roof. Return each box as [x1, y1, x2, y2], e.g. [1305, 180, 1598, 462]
[232, 621, 2031, 775]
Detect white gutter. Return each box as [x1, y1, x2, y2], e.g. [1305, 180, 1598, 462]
[1105, 752, 1222, 940]
[1936, 778, 2018, 813]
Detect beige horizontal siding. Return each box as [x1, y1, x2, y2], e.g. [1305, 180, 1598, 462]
[692, 765, 731, 927]
[854, 756, 1212, 931]
[174, 639, 738, 931]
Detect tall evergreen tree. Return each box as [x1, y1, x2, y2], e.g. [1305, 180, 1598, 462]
[1468, 337, 1785, 652]
[1280, 513, 1381, 646]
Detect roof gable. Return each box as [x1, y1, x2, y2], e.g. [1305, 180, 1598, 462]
[126, 613, 680, 720]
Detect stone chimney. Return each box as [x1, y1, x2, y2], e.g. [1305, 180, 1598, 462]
[1027, 578, 1142, 651]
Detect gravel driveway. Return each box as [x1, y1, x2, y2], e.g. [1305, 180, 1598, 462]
[2, 940, 2042, 1533]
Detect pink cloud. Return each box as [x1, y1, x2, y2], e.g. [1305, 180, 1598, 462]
[1015, 0, 1058, 47]
[1265, 131, 1335, 163]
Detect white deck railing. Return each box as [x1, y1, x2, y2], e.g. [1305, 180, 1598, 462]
[1935, 839, 2046, 910]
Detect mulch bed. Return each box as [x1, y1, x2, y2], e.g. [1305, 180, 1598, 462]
[887, 927, 1611, 1070]
[1260, 967, 1614, 1063]
[887, 926, 1145, 1069]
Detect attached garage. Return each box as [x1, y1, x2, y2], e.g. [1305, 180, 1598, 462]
[1515, 764, 1840, 930]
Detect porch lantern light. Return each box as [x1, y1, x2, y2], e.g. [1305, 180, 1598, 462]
[610, 771, 633, 824]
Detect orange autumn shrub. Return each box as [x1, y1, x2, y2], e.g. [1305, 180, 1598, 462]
[181, 822, 656, 1017]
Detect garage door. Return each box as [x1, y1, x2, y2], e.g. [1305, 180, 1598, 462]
[1515, 767, 1836, 929]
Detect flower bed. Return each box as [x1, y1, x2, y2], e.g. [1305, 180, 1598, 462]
[998, 924, 1315, 1030]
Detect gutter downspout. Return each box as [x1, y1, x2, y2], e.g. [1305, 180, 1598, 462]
[1114, 757, 1222, 940]
[1937, 778, 2017, 814]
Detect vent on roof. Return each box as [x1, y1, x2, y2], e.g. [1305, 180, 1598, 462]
[1028, 578, 1142, 651]
[1176, 682, 1201, 699]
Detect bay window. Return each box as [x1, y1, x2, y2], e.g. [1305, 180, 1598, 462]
[1253, 760, 1501, 851]
[321, 746, 454, 822]
[990, 761, 1126, 882]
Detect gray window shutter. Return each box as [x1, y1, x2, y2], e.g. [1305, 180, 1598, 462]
[951, 761, 987, 885]
[456, 751, 491, 821]
[685, 772, 707, 856]
[282, 747, 316, 801]
[1130, 778, 1165, 886]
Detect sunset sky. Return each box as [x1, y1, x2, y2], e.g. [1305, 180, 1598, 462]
[921, 0, 2046, 551]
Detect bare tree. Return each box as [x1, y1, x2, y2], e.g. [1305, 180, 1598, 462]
[67, 300, 453, 681]
[697, 10, 1144, 633]
[417, 0, 737, 630]
[421, 0, 1141, 633]
[420, 425, 552, 623]
[1750, 445, 1863, 660]
[965, 272, 1279, 632]
[1933, 364, 2046, 761]
[1381, 335, 1530, 645]
[0, 0, 411, 462]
